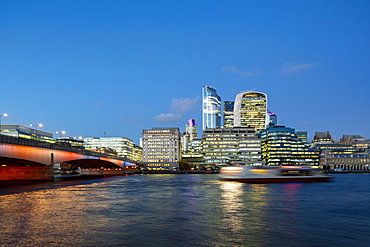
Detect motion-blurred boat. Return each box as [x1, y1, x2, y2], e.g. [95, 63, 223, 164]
[219, 165, 332, 183]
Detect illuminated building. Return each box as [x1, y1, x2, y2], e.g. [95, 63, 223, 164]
[84, 137, 134, 160]
[320, 150, 370, 172]
[337, 135, 370, 150]
[181, 138, 203, 169]
[142, 127, 181, 171]
[132, 144, 143, 163]
[267, 111, 277, 127]
[296, 131, 308, 144]
[1, 125, 54, 143]
[312, 131, 333, 143]
[186, 119, 198, 141]
[234, 91, 268, 133]
[202, 86, 221, 130]
[201, 127, 262, 169]
[258, 125, 318, 166]
[223, 101, 234, 128]
[56, 137, 84, 147]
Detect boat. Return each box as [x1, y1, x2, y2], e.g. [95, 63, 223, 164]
[219, 165, 332, 183]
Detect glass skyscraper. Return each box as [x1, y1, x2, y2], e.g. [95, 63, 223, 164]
[223, 101, 234, 128]
[202, 86, 221, 130]
[234, 91, 268, 133]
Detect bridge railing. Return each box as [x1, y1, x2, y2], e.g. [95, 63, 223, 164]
[0, 134, 127, 161]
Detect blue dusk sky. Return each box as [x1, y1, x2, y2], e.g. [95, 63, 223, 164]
[1, 0, 369, 144]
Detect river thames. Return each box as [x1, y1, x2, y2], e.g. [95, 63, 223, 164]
[1, 173, 369, 246]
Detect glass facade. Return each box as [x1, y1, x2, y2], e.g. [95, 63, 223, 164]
[258, 126, 319, 166]
[84, 137, 134, 160]
[1, 125, 54, 143]
[202, 86, 221, 130]
[223, 101, 234, 128]
[234, 91, 267, 133]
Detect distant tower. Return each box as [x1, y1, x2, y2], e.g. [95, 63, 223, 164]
[234, 91, 268, 133]
[186, 118, 198, 141]
[267, 111, 278, 127]
[223, 101, 234, 128]
[202, 86, 221, 130]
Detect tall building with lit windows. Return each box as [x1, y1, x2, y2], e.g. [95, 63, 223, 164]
[223, 101, 234, 128]
[258, 125, 318, 166]
[234, 91, 268, 133]
[142, 127, 181, 171]
[202, 86, 221, 130]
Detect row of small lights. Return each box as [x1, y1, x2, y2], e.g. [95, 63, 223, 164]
[0, 113, 83, 140]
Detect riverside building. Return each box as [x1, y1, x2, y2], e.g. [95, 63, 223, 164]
[258, 125, 318, 166]
[320, 150, 370, 172]
[84, 137, 134, 160]
[1, 125, 54, 143]
[202, 86, 221, 130]
[142, 127, 181, 171]
[233, 91, 268, 133]
[201, 127, 262, 169]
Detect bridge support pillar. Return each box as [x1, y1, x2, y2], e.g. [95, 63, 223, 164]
[0, 165, 54, 181]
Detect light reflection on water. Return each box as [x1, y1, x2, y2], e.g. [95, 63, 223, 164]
[1, 174, 370, 246]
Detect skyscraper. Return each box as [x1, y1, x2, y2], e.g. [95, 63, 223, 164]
[186, 118, 198, 141]
[234, 91, 268, 133]
[223, 101, 234, 128]
[202, 86, 221, 130]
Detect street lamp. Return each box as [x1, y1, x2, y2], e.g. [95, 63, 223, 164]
[30, 123, 43, 138]
[0, 113, 8, 134]
[56, 131, 66, 138]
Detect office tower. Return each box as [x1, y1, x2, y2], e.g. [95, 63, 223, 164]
[296, 131, 308, 143]
[223, 101, 234, 128]
[1, 125, 54, 143]
[84, 137, 134, 160]
[202, 86, 221, 130]
[186, 118, 198, 141]
[201, 127, 262, 169]
[258, 125, 318, 166]
[234, 91, 268, 133]
[142, 127, 181, 171]
[267, 111, 278, 127]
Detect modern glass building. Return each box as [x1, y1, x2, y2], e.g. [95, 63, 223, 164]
[202, 86, 221, 130]
[84, 137, 135, 160]
[142, 127, 181, 171]
[223, 101, 234, 128]
[258, 125, 319, 166]
[234, 91, 268, 133]
[1, 125, 54, 143]
[201, 127, 262, 169]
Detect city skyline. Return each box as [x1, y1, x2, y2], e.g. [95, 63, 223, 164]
[1, 1, 369, 144]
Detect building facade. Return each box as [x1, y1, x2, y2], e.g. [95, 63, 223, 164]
[84, 137, 134, 160]
[233, 91, 268, 133]
[202, 86, 221, 130]
[258, 126, 318, 166]
[142, 127, 181, 171]
[223, 101, 234, 128]
[320, 150, 370, 172]
[1, 125, 54, 143]
[201, 127, 262, 169]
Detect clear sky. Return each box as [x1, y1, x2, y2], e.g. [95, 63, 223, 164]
[1, 0, 369, 144]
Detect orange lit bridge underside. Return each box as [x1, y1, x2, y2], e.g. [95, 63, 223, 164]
[0, 143, 126, 181]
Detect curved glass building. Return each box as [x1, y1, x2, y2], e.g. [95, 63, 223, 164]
[202, 86, 221, 130]
[233, 91, 267, 133]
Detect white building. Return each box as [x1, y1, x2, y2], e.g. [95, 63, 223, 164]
[142, 127, 181, 171]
